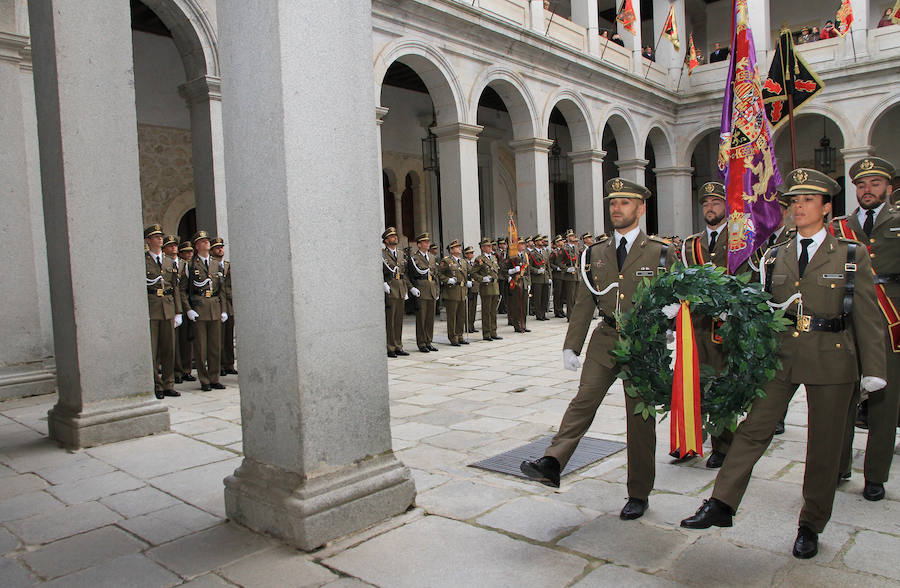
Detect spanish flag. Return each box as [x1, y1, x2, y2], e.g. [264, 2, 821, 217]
[671, 301, 703, 458]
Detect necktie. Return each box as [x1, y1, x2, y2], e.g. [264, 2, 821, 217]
[156, 255, 162, 269]
[864, 209, 875, 236]
[392, 249, 397, 261]
[204, 258, 208, 271]
[709, 230, 718, 251]
[768, 233, 777, 248]
[616, 237, 627, 271]
[798, 238, 813, 278]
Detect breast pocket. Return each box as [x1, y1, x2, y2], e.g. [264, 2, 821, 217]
[771, 274, 787, 286]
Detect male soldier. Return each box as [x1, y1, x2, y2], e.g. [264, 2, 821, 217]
[464, 245, 479, 333]
[496, 237, 510, 315]
[175, 241, 196, 383]
[503, 238, 531, 333]
[144, 224, 181, 399]
[560, 229, 580, 319]
[520, 178, 675, 521]
[182, 230, 228, 391]
[551, 235, 566, 318]
[529, 234, 550, 320]
[382, 227, 412, 358]
[408, 232, 439, 353]
[439, 239, 470, 346]
[681, 168, 886, 559]
[835, 157, 900, 502]
[581, 232, 595, 251]
[473, 238, 502, 341]
[163, 234, 179, 259]
[430, 243, 442, 317]
[211, 238, 237, 375]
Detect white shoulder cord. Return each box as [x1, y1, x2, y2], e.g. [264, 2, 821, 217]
[681, 238, 688, 265]
[760, 250, 802, 313]
[580, 246, 618, 296]
[409, 253, 430, 276]
[192, 278, 212, 288]
[146, 275, 163, 286]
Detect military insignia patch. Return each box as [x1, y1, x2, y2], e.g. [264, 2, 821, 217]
[792, 169, 808, 184]
[611, 178, 625, 191]
[860, 159, 874, 171]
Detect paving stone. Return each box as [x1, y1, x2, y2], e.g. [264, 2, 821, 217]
[149, 457, 242, 518]
[780, 563, 900, 587]
[41, 553, 180, 588]
[0, 472, 48, 500]
[219, 546, 338, 587]
[194, 424, 244, 446]
[146, 523, 273, 577]
[99, 486, 182, 518]
[641, 492, 715, 528]
[648, 462, 717, 495]
[473, 404, 536, 419]
[6, 500, 121, 545]
[449, 417, 517, 433]
[87, 433, 234, 479]
[0, 463, 15, 477]
[409, 469, 450, 492]
[0, 436, 74, 473]
[0, 489, 65, 523]
[416, 480, 521, 520]
[396, 394, 453, 406]
[559, 516, 694, 572]
[167, 409, 206, 424]
[322, 579, 376, 588]
[410, 409, 472, 427]
[667, 535, 791, 586]
[118, 502, 222, 545]
[553, 478, 631, 514]
[323, 516, 587, 588]
[34, 453, 115, 484]
[720, 510, 853, 563]
[0, 558, 36, 588]
[424, 430, 491, 451]
[176, 574, 233, 587]
[0, 526, 20, 554]
[390, 422, 448, 441]
[830, 490, 900, 535]
[47, 471, 145, 504]
[476, 496, 595, 542]
[206, 406, 241, 421]
[572, 564, 687, 587]
[388, 404, 433, 419]
[21, 525, 147, 579]
[843, 530, 900, 580]
[394, 445, 468, 470]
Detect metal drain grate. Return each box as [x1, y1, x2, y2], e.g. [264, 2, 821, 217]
[469, 435, 626, 479]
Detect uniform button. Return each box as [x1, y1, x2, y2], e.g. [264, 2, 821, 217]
[830, 284, 836, 288]
[794, 281, 800, 287]
[870, 253, 876, 258]
[619, 274, 624, 280]
[619, 293, 625, 299]
[870, 238, 876, 244]
[792, 331, 799, 338]
[836, 343, 841, 348]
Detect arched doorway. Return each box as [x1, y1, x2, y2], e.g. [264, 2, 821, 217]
[774, 113, 846, 216]
[688, 128, 720, 233]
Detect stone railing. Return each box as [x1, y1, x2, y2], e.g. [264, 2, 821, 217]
[544, 13, 587, 51]
[475, 0, 529, 27]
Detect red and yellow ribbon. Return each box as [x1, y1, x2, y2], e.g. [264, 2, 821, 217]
[671, 300, 703, 458]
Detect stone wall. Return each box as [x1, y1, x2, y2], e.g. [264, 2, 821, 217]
[138, 123, 194, 230]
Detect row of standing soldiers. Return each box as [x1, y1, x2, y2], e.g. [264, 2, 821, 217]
[144, 226, 236, 398]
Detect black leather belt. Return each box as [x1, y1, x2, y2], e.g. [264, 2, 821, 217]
[599, 313, 617, 329]
[874, 273, 900, 285]
[786, 314, 845, 332]
[148, 287, 174, 296]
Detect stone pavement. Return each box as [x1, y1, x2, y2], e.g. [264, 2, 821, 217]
[1, 313, 899, 587]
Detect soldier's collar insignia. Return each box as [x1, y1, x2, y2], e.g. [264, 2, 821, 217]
[792, 169, 808, 184]
[860, 159, 874, 171]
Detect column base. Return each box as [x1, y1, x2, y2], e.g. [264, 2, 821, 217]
[47, 396, 170, 449]
[224, 453, 416, 551]
[0, 364, 56, 401]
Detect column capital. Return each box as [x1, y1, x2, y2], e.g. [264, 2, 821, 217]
[569, 149, 606, 164]
[840, 145, 874, 158]
[615, 158, 650, 172]
[433, 122, 483, 141]
[653, 166, 695, 177]
[509, 137, 555, 154]
[0, 32, 29, 66]
[375, 106, 390, 125]
[178, 75, 222, 104]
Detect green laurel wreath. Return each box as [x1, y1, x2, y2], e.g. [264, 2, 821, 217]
[611, 262, 792, 436]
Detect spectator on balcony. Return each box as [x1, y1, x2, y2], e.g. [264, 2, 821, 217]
[878, 8, 895, 28]
[797, 27, 814, 44]
[601, 30, 609, 42]
[612, 32, 625, 47]
[642, 46, 655, 61]
[819, 20, 837, 40]
[709, 42, 730, 63]
[811, 26, 820, 40]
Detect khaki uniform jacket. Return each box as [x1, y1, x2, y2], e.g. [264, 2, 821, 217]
[833, 205, 900, 304]
[465, 258, 479, 295]
[502, 252, 530, 289]
[473, 253, 501, 296]
[559, 243, 579, 281]
[765, 232, 886, 384]
[182, 255, 226, 320]
[408, 249, 440, 299]
[382, 247, 411, 300]
[213, 257, 234, 315]
[146, 251, 181, 320]
[439, 255, 468, 301]
[550, 247, 564, 272]
[528, 248, 550, 284]
[682, 228, 727, 267]
[564, 232, 676, 368]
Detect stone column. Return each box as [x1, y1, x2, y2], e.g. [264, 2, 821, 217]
[654, 166, 694, 237]
[179, 75, 228, 243]
[841, 145, 872, 214]
[653, 0, 686, 85]
[620, 0, 643, 72]
[848, 0, 869, 59]
[217, 0, 415, 550]
[434, 123, 483, 248]
[617, 158, 649, 230]
[509, 138, 553, 237]
[28, 0, 169, 447]
[570, 149, 606, 236]
[746, 0, 772, 64]
[375, 106, 389, 229]
[570, 0, 601, 54]
[528, 0, 546, 33]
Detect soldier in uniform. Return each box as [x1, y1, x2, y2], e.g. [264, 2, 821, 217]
[560, 229, 580, 319]
[211, 238, 237, 375]
[430, 243, 442, 317]
[182, 230, 228, 391]
[163, 234, 179, 259]
[681, 169, 887, 559]
[835, 157, 900, 502]
[464, 245, 479, 333]
[439, 239, 470, 346]
[581, 232, 595, 251]
[144, 224, 181, 399]
[408, 232, 439, 353]
[529, 234, 550, 320]
[381, 227, 411, 358]
[551, 235, 566, 318]
[497, 237, 510, 315]
[473, 238, 502, 341]
[503, 238, 531, 333]
[174, 241, 196, 383]
[520, 178, 676, 521]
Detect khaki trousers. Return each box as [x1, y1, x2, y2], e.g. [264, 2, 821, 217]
[508, 284, 528, 331]
[444, 299, 466, 344]
[696, 322, 733, 454]
[545, 329, 657, 499]
[712, 379, 854, 533]
[552, 272, 564, 314]
[563, 279, 577, 318]
[532, 283, 549, 319]
[192, 318, 222, 386]
[467, 293, 478, 332]
[415, 298, 436, 347]
[221, 314, 236, 370]
[385, 297, 404, 352]
[480, 294, 498, 338]
[149, 318, 175, 392]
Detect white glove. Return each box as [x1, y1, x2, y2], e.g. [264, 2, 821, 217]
[563, 349, 581, 371]
[860, 376, 887, 396]
[537, 268, 545, 274]
[466, 280, 473, 288]
[174, 314, 183, 328]
[662, 303, 681, 319]
[410, 287, 420, 297]
[404, 294, 409, 300]
[448, 277, 457, 285]
[383, 282, 391, 294]
[566, 266, 576, 273]
[482, 276, 491, 283]
[221, 312, 228, 323]
[186, 309, 199, 322]
[508, 268, 518, 275]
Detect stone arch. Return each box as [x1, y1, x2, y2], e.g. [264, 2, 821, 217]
[545, 90, 595, 151]
[678, 123, 720, 167]
[643, 124, 676, 168]
[469, 67, 538, 140]
[140, 0, 219, 79]
[772, 106, 850, 149]
[864, 92, 900, 147]
[598, 109, 638, 160]
[161, 190, 197, 237]
[374, 38, 466, 126]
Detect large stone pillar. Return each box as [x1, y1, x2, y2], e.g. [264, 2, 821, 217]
[570, 149, 606, 236]
[653, 0, 686, 85]
[28, 0, 169, 447]
[510, 138, 553, 237]
[435, 123, 483, 248]
[841, 145, 872, 214]
[217, 1, 415, 550]
[571, 0, 601, 54]
[847, 0, 869, 59]
[180, 75, 228, 242]
[528, 0, 545, 33]
[746, 0, 772, 65]
[654, 166, 694, 238]
[621, 0, 643, 71]
[617, 158, 649, 230]
[375, 106, 389, 229]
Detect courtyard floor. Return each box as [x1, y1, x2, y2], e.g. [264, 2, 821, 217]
[1, 313, 899, 587]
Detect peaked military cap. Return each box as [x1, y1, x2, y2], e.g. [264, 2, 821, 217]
[698, 181, 726, 202]
[447, 239, 462, 250]
[210, 237, 224, 248]
[554, 234, 564, 243]
[517, 237, 526, 244]
[783, 168, 841, 198]
[479, 237, 493, 246]
[381, 227, 397, 241]
[178, 241, 194, 252]
[162, 234, 178, 247]
[416, 232, 431, 242]
[144, 224, 163, 239]
[776, 189, 791, 208]
[581, 232, 592, 240]
[604, 177, 651, 200]
[192, 230, 211, 245]
[565, 228, 576, 237]
[849, 157, 895, 182]
[497, 237, 508, 244]
[429, 243, 439, 251]
[463, 245, 474, 254]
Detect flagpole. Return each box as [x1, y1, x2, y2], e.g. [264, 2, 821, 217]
[787, 93, 798, 169]
[601, 0, 622, 63]
[675, 62, 685, 92]
[545, 1, 556, 36]
[849, 26, 858, 63]
[643, 33, 664, 80]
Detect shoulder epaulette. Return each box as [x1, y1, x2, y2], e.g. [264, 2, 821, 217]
[648, 235, 669, 245]
[836, 236, 863, 245]
[595, 234, 610, 243]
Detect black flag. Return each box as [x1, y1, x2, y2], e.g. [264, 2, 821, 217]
[762, 30, 825, 129]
